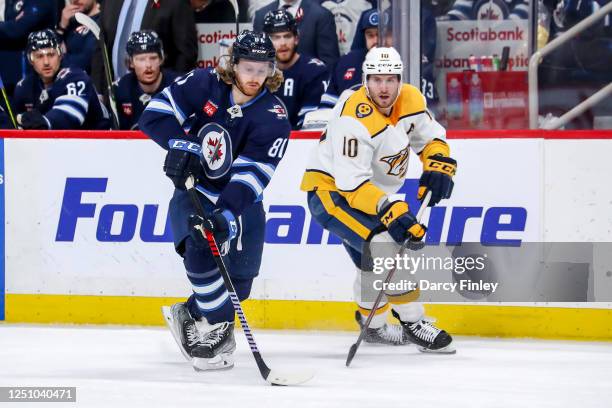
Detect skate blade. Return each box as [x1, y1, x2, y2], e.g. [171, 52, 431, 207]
[266, 369, 314, 386]
[417, 344, 456, 354]
[192, 353, 234, 371]
[161, 306, 192, 362]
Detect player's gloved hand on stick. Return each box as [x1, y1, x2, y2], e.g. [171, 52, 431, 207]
[378, 200, 426, 245]
[189, 209, 238, 249]
[17, 110, 49, 129]
[418, 155, 457, 206]
[163, 139, 202, 189]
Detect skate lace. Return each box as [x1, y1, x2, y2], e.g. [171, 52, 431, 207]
[201, 322, 230, 347]
[409, 319, 441, 343]
[185, 324, 201, 347]
[376, 324, 404, 343]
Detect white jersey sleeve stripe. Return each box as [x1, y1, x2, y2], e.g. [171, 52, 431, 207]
[161, 88, 186, 125]
[52, 105, 85, 124]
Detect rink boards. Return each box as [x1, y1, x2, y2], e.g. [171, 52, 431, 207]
[0, 129, 611, 340]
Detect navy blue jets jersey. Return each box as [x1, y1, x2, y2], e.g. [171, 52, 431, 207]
[12, 67, 111, 130]
[319, 48, 366, 109]
[115, 69, 179, 130]
[139, 68, 292, 220]
[273, 55, 328, 129]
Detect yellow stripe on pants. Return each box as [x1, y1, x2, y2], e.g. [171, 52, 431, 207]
[316, 191, 371, 239]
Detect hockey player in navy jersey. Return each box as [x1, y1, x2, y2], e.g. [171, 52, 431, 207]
[263, 9, 328, 129]
[12, 30, 110, 130]
[139, 31, 291, 371]
[115, 31, 178, 130]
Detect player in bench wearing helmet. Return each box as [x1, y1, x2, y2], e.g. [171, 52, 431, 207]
[115, 30, 178, 130]
[12, 29, 110, 130]
[139, 31, 291, 371]
[263, 9, 328, 129]
[301, 47, 457, 353]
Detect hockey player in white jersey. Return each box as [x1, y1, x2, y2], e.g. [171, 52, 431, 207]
[301, 47, 457, 353]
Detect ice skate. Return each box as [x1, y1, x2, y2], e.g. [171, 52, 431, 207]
[392, 310, 456, 354]
[162, 303, 208, 361]
[355, 310, 409, 346]
[192, 321, 236, 371]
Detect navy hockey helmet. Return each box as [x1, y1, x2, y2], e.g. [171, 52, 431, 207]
[27, 29, 62, 59]
[263, 9, 298, 35]
[231, 30, 276, 65]
[126, 30, 165, 59]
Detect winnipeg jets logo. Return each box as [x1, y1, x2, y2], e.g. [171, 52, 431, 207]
[380, 146, 410, 177]
[205, 134, 224, 167]
[268, 105, 287, 119]
[197, 123, 233, 179]
[308, 58, 325, 67]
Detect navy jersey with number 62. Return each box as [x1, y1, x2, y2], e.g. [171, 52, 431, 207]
[139, 68, 292, 221]
[13, 67, 110, 130]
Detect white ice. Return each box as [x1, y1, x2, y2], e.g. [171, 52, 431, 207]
[1, 325, 611, 408]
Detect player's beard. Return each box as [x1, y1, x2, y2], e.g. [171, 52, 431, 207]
[139, 70, 161, 86]
[235, 76, 264, 97]
[276, 45, 297, 64]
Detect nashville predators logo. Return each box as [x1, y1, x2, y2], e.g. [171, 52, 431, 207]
[380, 146, 410, 177]
[356, 103, 372, 118]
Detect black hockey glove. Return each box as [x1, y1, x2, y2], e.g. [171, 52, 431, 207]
[163, 139, 202, 189]
[18, 110, 49, 130]
[418, 155, 457, 206]
[189, 209, 238, 250]
[378, 200, 426, 245]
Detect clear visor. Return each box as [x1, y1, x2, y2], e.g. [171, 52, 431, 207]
[235, 60, 275, 78]
[30, 48, 60, 61]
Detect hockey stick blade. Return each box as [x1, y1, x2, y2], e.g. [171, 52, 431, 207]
[74, 12, 100, 40]
[267, 370, 314, 386]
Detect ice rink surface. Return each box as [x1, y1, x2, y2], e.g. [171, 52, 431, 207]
[1, 325, 611, 408]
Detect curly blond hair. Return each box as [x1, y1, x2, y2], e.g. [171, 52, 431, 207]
[216, 46, 284, 93]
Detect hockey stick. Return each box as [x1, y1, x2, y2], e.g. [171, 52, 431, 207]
[228, 0, 240, 35]
[185, 175, 313, 386]
[0, 74, 17, 129]
[346, 191, 432, 367]
[74, 12, 120, 130]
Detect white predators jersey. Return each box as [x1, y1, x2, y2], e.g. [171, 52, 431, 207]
[300, 84, 447, 215]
